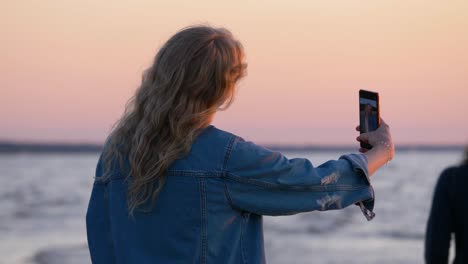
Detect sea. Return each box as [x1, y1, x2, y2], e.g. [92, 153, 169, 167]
[0, 149, 464, 264]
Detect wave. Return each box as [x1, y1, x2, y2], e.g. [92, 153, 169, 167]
[30, 244, 90, 264]
[377, 230, 425, 240]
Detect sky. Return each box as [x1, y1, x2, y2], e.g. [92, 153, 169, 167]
[2, 0, 467, 145]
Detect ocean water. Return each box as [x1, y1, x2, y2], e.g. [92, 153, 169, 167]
[0, 150, 463, 264]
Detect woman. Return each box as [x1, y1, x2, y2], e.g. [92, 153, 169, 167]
[86, 25, 394, 264]
[425, 147, 468, 263]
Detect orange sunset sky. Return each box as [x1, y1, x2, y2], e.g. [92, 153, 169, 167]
[2, 1, 467, 145]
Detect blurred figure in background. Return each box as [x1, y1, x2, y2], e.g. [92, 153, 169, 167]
[425, 146, 468, 263]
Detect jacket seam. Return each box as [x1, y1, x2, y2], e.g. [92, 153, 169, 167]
[93, 170, 225, 184]
[222, 177, 243, 212]
[240, 212, 248, 264]
[166, 170, 224, 177]
[225, 172, 369, 192]
[222, 135, 236, 171]
[198, 178, 207, 264]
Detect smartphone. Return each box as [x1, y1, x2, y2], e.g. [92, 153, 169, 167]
[359, 89, 380, 149]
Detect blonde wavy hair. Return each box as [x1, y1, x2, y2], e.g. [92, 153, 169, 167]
[99, 25, 247, 217]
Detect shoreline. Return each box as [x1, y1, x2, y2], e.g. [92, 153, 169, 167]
[0, 141, 464, 153]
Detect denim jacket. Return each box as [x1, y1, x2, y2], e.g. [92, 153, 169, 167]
[86, 125, 375, 264]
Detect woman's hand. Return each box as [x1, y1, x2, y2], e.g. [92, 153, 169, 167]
[355, 118, 395, 176]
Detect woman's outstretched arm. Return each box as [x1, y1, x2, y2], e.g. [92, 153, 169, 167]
[223, 136, 375, 219]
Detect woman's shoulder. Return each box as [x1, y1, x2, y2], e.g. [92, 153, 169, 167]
[451, 164, 468, 178]
[208, 125, 278, 162]
[199, 125, 239, 147]
[207, 125, 251, 148]
[441, 164, 467, 176]
[211, 125, 276, 152]
[437, 164, 467, 188]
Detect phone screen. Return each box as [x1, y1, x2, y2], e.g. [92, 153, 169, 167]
[359, 90, 380, 149]
[359, 97, 378, 133]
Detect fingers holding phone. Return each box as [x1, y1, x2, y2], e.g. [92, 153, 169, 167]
[357, 118, 394, 158]
[356, 117, 395, 176]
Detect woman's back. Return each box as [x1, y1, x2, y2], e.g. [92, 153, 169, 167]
[86, 125, 248, 263]
[86, 125, 376, 263]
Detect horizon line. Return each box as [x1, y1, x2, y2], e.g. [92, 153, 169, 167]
[0, 140, 465, 153]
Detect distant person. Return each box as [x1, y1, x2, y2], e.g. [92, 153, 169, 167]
[363, 104, 372, 132]
[425, 147, 468, 263]
[360, 103, 378, 133]
[85, 25, 394, 264]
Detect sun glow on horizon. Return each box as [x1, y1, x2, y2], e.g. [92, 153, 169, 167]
[1, 1, 467, 145]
